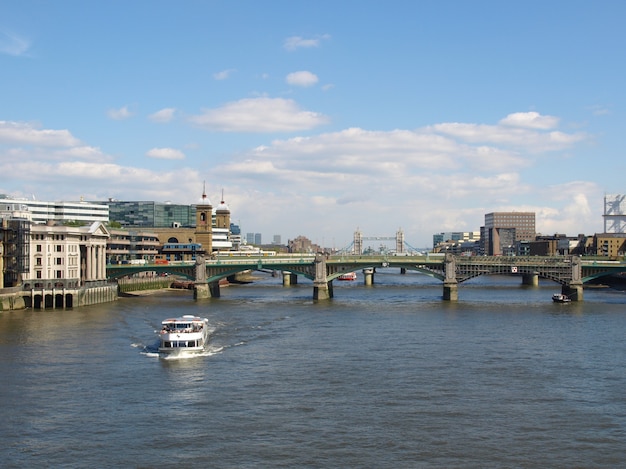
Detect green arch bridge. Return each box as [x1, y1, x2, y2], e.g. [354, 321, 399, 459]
[106, 254, 626, 302]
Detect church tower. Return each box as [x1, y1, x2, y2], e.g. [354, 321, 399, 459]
[195, 183, 213, 253]
[215, 189, 231, 230]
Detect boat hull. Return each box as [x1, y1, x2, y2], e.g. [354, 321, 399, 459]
[338, 272, 357, 281]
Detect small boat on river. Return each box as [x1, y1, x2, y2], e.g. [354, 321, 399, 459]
[552, 293, 571, 303]
[158, 315, 210, 355]
[338, 272, 357, 281]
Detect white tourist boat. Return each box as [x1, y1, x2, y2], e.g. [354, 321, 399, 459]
[158, 315, 210, 355]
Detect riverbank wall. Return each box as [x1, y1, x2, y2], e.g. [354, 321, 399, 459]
[1, 283, 120, 311]
[117, 277, 172, 293]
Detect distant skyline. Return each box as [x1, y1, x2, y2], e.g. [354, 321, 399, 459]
[2, 1, 626, 247]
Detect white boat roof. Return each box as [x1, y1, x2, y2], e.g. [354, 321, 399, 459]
[162, 315, 207, 324]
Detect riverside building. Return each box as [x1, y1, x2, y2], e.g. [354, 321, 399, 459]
[96, 200, 195, 228]
[482, 212, 536, 256]
[94, 188, 234, 253]
[0, 196, 109, 225]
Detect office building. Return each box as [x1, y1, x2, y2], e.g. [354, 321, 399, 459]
[99, 200, 195, 228]
[246, 233, 262, 245]
[0, 196, 109, 225]
[433, 231, 480, 249]
[482, 212, 536, 255]
[0, 203, 31, 288]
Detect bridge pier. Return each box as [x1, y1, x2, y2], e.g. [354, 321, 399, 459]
[193, 281, 221, 299]
[194, 282, 210, 299]
[563, 256, 584, 301]
[363, 268, 374, 286]
[313, 254, 333, 300]
[282, 272, 298, 286]
[522, 273, 539, 286]
[563, 282, 584, 301]
[443, 253, 458, 301]
[443, 281, 458, 301]
[313, 280, 333, 300]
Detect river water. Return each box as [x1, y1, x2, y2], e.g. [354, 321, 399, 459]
[1, 271, 626, 468]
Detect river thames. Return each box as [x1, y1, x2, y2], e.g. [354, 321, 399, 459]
[1, 271, 625, 468]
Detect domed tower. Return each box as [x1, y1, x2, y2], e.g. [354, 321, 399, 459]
[215, 189, 231, 230]
[195, 182, 213, 253]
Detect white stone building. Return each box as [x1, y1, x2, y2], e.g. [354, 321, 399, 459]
[25, 221, 110, 289]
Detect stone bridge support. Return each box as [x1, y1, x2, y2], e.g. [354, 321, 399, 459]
[443, 253, 458, 301]
[193, 281, 221, 299]
[313, 254, 333, 300]
[363, 268, 374, 286]
[522, 273, 539, 286]
[192, 253, 218, 300]
[563, 257, 584, 301]
[282, 272, 298, 286]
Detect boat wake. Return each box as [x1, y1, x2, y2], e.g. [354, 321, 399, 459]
[137, 340, 224, 359]
[158, 345, 224, 360]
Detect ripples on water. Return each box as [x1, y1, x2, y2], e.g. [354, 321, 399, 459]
[1, 272, 626, 468]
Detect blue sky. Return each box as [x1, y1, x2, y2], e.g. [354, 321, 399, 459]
[1, 1, 625, 248]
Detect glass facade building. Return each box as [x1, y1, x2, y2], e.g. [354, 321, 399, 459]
[99, 201, 197, 228]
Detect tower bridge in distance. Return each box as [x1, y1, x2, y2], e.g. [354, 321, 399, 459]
[106, 253, 626, 302]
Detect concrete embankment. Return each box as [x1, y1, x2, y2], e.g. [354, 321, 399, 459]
[0, 288, 26, 311]
[117, 277, 173, 293]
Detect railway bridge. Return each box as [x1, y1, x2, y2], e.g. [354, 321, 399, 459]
[106, 254, 626, 302]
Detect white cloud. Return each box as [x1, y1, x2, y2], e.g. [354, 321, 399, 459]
[54, 146, 108, 161]
[107, 106, 133, 120]
[213, 69, 236, 80]
[240, 127, 525, 177]
[283, 34, 330, 51]
[430, 111, 586, 152]
[146, 147, 185, 160]
[499, 111, 559, 129]
[203, 113, 594, 244]
[286, 71, 319, 87]
[0, 29, 31, 56]
[0, 121, 80, 146]
[189, 97, 330, 132]
[148, 108, 176, 123]
[0, 158, 201, 202]
[0, 112, 598, 247]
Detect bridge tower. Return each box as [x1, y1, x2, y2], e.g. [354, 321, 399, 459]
[353, 229, 363, 255]
[396, 228, 405, 254]
[195, 182, 213, 253]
